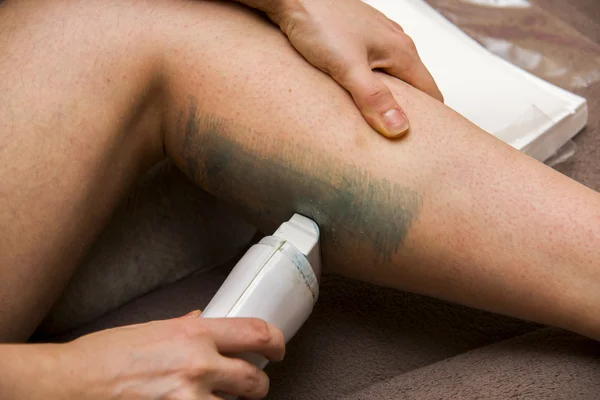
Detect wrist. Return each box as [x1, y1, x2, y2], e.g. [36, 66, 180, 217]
[0, 343, 71, 400]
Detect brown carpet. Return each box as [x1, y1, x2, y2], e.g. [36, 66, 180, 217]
[41, 1, 600, 398]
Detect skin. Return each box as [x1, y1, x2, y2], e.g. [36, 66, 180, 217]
[175, 99, 423, 264]
[159, 1, 600, 340]
[158, 1, 600, 337]
[1, 311, 286, 399]
[236, 0, 444, 137]
[0, 0, 599, 398]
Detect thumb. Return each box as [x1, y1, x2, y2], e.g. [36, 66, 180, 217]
[336, 65, 409, 138]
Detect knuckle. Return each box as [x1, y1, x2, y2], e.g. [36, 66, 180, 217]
[279, 15, 297, 35]
[238, 361, 269, 398]
[247, 319, 273, 346]
[389, 35, 421, 76]
[392, 21, 405, 33]
[244, 366, 263, 392]
[385, 17, 404, 33]
[178, 320, 208, 340]
[362, 84, 393, 109]
[399, 34, 418, 55]
[171, 319, 193, 336]
[187, 356, 215, 378]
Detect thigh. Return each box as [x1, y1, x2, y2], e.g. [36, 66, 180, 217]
[0, 0, 165, 340]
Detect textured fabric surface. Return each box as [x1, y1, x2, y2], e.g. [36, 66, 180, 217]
[41, 1, 600, 399]
[343, 328, 600, 400]
[51, 271, 542, 399]
[36, 161, 256, 336]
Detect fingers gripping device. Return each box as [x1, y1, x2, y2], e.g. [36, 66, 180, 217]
[201, 214, 321, 397]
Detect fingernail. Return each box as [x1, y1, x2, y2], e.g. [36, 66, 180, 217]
[383, 108, 409, 136]
[185, 309, 202, 318]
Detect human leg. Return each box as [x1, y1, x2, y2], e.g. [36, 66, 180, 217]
[155, 1, 600, 338]
[0, 0, 166, 340]
[1, 0, 599, 344]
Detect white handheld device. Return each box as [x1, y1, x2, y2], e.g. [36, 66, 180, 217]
[201, 213, 321, 390]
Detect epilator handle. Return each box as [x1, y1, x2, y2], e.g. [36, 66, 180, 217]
[201, 213, 321, 372]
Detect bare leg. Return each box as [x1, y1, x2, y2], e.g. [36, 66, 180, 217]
[0, 0, 598, 343]
[158, 1, 600, 339]
[0, 0, 165, 340]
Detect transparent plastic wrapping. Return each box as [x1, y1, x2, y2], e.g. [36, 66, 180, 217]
[425, 0, 600, 165]
[426, 0, 600, 91]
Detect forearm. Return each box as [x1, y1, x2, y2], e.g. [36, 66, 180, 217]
[157, 1, 600, 338]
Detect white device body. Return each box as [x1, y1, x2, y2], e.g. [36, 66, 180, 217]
[201, 214, 321, 374]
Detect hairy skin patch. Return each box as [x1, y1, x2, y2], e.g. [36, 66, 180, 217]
[178, 96, 422, 269]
